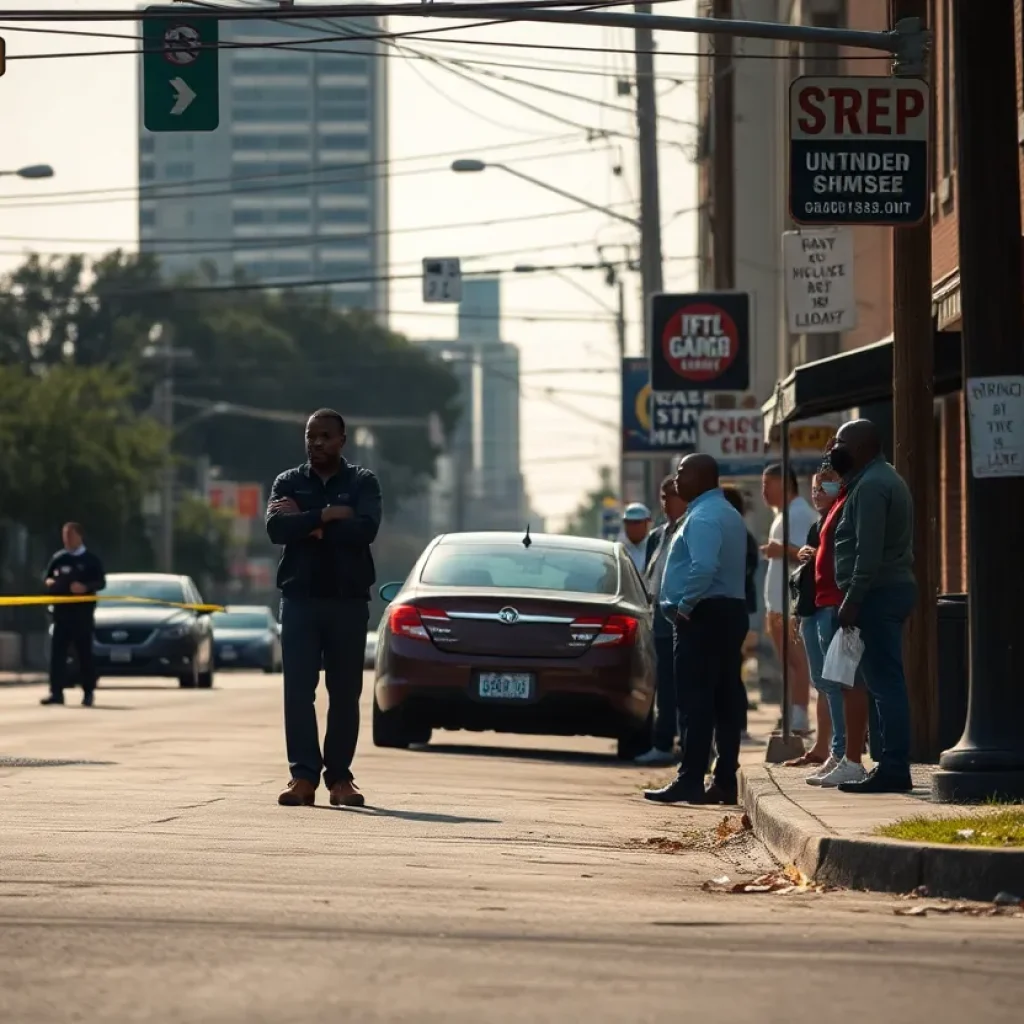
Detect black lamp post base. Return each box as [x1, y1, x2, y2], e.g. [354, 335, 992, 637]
[932, 768, 1024, 804]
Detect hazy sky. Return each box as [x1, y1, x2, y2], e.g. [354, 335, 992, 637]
[0, 0, 699, 528]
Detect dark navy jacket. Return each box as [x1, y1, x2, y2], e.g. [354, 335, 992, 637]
[265, 460, 382, 601]
[44, 548, 106, 622]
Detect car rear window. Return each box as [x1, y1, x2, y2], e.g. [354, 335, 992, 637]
[420, 543, 619, 595]
[104, 579, 187, 606]
[212, 612, 269, 629]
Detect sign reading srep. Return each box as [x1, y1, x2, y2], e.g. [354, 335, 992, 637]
[649, 291, 750, 393]
[789, 76, 929, 226]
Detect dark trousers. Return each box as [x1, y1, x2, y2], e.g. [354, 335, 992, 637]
[280, 596, 369, 788]
[49, 615, 96, 696]
[673, 597, 749, 789]
[652, 632, 681, 751]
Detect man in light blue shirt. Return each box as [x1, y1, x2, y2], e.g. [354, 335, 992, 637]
[645, 454, 750, 806]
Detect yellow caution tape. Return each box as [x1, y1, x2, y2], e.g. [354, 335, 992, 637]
[0, 594, 225, 613]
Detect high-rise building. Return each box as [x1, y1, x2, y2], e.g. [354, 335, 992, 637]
[421, 278, 539, 534]
[137, 16, 388, 317]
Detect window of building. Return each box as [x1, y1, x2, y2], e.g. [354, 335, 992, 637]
[234, 105, 311, 123]
[317, 178, 368, 196]
[319, 85, 369, 104]
[318, 207, 369, 225]
[233, 86, 309, 105]
[139, 162, 155, 182]
[233, 208, 265, 225]
[233, 134, 311, 152]
[275, 207, 310, 225]
[140, 136, 155, 155]
[319, 132, 369, 151]
[315, 54, 369, 75]
[318, 103, 368, 122]
[164, 161, 193, 179]
[233, 56, 311, 76]
[139, 208, 156, 228]
[319, 258, 370, 278]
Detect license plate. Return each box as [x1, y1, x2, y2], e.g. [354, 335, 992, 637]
[110, 650, 132, 664]
[221, 647, 236, 660]
[478, 672, 533, 700]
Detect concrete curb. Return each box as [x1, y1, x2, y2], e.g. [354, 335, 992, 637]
[0, 675, 45, 688]
[739, 764, 1024, 902]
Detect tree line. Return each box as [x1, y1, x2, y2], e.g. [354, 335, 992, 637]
[0, 251, 460, 587]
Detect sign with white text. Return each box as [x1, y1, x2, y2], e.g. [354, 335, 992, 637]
[621, 357, 705, 457]
[649, 292, 750, 392]
[783, 228, 856, 333]
[789, 76, 929, 226]
[966, 376, 1024, 478]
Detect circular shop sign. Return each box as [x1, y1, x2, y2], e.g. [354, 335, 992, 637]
[163, 25, 202, 66]
[660, 302, 739, 384]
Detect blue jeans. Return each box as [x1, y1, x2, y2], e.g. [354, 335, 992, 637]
[857, 582, 917, 774]
[799, 609, 846, 760]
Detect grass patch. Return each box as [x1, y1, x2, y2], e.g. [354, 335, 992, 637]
[878, 809, 1024, 847]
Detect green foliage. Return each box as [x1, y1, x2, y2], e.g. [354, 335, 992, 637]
[173, 493, 233, 585]
[0, 363, 166, 553]
[562, 466, 617, 538]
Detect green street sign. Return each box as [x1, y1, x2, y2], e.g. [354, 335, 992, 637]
[142, 8, 219, 133]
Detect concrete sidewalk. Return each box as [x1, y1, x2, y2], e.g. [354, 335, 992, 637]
[0, 671, 44, 687]
[739, 757, 1024, 903]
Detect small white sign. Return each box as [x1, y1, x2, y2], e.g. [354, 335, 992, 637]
[783, 228, 856, 333]
[966, 375, 1024, 478]
[697, 410, 764, 463]
[422, 257, 462, 303]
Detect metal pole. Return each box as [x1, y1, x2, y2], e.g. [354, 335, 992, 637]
[933, 0, 1024, 801]
[780, 425, 791, 745]
[711, 0, 735, 292]
[890, 0, 939, 762]
[635, 3, 664, 510]
[158, 332, 175, 573]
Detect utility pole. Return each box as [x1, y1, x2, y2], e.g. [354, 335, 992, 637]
[711, 0, 735, 291]
[934, 0, 1024, 801]
[151, 324, 176, 574]
[634, 4, 665, 505]
[890, 0, 938, 761]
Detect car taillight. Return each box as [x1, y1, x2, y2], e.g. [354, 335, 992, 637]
[389, 605, 449, 641]
[571, 614, 638, 647]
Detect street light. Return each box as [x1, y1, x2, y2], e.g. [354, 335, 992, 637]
[451, 158, 640, 229]
[0, 164, 55, 180]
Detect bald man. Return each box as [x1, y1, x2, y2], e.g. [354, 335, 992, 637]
[827, 419, 916, 795]
[644, 454, 749, 805]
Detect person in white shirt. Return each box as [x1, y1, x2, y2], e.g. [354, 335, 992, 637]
[619, 503, 652, 575]
[760, 464, 817, 736]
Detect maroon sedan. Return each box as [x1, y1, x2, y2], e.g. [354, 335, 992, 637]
[372, 531, 656, 759]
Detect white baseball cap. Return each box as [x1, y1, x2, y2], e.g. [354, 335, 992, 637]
[622, 503, 651, 522]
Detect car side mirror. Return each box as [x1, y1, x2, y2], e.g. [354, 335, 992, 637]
[378, 582, 402, 603]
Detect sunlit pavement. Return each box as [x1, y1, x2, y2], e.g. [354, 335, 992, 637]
[1, 672, 1022, 1023]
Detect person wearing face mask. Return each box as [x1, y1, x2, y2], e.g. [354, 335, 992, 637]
[791, 469, 868, 787]
[826, 419, 916, 795]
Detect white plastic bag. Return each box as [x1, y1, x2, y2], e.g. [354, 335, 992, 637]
[822, 627, 864, 688]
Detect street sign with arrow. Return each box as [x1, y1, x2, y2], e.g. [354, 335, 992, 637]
[142, 8, 219, 132]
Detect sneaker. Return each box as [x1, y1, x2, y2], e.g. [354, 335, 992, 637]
[818, 758, 868, 788]
[634, 747, 676, 767]
[805, 754, 841, 786]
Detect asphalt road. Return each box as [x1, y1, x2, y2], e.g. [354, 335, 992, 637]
[2, 671, 1022, 1023]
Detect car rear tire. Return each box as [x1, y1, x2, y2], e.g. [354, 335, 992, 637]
[372, 694, 414, 749]
[179, 667, 198, 689]
[197, 667, 214, 689]
[616, 705, 654, 761]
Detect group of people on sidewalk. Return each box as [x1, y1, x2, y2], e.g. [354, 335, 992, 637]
[633, 418, 919, 804]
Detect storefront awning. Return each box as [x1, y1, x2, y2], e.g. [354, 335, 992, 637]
[761, 329, 962, 438]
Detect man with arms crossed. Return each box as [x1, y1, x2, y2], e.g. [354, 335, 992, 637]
[266, 409, 382, 808]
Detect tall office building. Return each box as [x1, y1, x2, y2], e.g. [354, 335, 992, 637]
[137, 16, 388, 316]
[421, 279, 540, 534]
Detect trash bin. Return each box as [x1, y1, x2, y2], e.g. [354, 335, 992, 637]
[936, 593, 969, 754]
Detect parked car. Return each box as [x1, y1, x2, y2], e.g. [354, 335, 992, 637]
[372, 531, 656, 759]
[89, 573, 215, 688]
[211, 606, 282, 672]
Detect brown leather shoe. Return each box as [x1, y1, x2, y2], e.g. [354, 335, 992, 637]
[329, 780, 365, 807]
[278, 778, 316, 806]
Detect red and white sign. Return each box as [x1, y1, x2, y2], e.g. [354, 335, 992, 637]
[790, 77, 929, 141]
[660, 304, 740, 384]
[697, 411, 764, 460]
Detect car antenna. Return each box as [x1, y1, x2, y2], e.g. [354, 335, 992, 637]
[522, 523, 532, 548]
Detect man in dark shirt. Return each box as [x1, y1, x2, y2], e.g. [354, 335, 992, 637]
[41, 522, 106, 707]
[266, 408, 382, 808]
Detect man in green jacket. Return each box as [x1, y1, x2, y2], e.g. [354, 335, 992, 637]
[828, 419, 917, 794]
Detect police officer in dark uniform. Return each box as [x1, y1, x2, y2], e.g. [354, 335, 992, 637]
[266, 408, 382, 809]
[41, 521, 106, 707]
